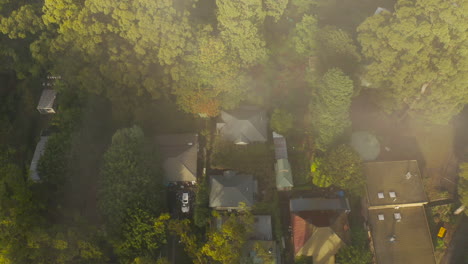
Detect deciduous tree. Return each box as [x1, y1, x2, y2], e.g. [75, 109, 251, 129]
[270, 108, 294, 135]
[173, 29, 248, 117]
[291, 14, 318, 58]
[358, 0, 468, 124]
[317, 26, 361, 73]
[216, 0, 267, 66]
[458, 162, 468, 215]
[312, 145, 364, 196]
[201, 208, 254, 264]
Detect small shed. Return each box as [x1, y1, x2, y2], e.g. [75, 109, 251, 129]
[37, 89, 57, 114]
[30, 136, 49, 181]
[275, 159, 293, 191]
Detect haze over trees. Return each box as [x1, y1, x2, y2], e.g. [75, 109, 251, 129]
[0, 0, 467, 263]
[358, 0, 468, 124]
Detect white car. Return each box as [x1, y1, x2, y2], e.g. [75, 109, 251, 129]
[181, 192, 189, 213]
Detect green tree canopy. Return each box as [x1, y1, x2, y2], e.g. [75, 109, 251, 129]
[458, 162, 468, 215]
[98, 126, 165, 234]
[172, 28, 248, 117]
[13, 0, 194, 101]
[317, 26, 361, 73]
[201, 210, 254, 264]
[216, 0, 267, 66]
[357, 0, 468, 124]
[270, 108, 294, 135]
[309, 68, 353, 151]
[264, 0, 288, 22]
[115, 210, 170, 262]
[291, 14, 318, 58]
[312, 144, 364, 196]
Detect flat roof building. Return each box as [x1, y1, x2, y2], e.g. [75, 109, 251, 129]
[368, 207, 435, 264]
[37, 89, 57, 114]
[364, 160, 435, 264]
[364, 160, 427, 209]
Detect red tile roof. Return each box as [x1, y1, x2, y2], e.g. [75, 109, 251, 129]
[291, 213, 312, 254]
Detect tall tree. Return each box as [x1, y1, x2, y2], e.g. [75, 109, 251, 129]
[458, 162, 468, 215]
[98, 126, 165, 234]
[216, 0, 267, 66]
[264, 0, 288, 22]
[172, 28, 248, 117]
[358, 0, 468, 124]
[317, 26, 361, 73]
[115, 210, 170, 262]
[28, 0, 193, 100]
[291, 14, 318, 58]
[312, 144, 365, 196]
[309, 68, 353, 151]
[201, 209, 254, 264]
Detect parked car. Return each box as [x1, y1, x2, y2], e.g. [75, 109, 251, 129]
[181, 192, 189, 213]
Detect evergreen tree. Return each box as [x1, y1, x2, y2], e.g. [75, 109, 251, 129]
[309, 68, 353, 151]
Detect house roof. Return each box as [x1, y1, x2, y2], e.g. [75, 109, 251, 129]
[364, 160, 427, 207]
[290, 198, 351, 212]
[217, 106, 268, 144]
[30, 136, 49, 181]
[251, 215, 273, 240]
[37, 89, 57, 109]
[275, 159, 293, 189]
[155, 134, 198, 183]
[209, 171, 255, 209]
[291, 213, 346, 263]
[273, 132, 288, 159]
[368, 207, 435, 264]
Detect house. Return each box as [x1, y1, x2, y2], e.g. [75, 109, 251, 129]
[155, 134, 198, 185]
[363, 160, 436, 264]
[273, 132, 293, 191]
[290, 197, 350, 264]
[209, 170, 257, 210]
[242, 215, 280, 264]
[37, 89, 57, 114]
[29, 136, 49, 181]
[216, 106, 268, 145]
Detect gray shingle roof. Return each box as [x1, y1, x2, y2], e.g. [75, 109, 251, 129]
[273, 132, 288, 159]
[30, 136, 49, 181]
[37, 89, 57, 110]
[209, 171, 255, 209]
[251, 215, 273, 240]
[290, 198, 351, 212]
[155, 134, 198, 183]
[217, 106, 268, 144]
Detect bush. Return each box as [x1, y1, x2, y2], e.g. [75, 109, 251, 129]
[312, 144, 364, 196]
[270, 108, 294, 135]
[194, 176, 211, 228]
